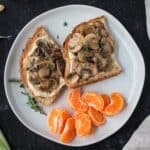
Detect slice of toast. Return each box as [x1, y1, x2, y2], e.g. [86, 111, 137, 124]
[20, 27, 65, 105]
[62, 16, 122, 88]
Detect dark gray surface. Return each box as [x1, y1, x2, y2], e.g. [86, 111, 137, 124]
[0, 0, 149, 150]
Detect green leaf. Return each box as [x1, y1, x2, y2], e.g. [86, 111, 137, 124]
[63, 21, 68, 27]
[8, 78, 20, 83]
[47, 64, 55, 72]
[56, 35, 59, 39]
[21, 92, 46, 115]
[19, 83, 24, 88]
[82, 43, 89, 51]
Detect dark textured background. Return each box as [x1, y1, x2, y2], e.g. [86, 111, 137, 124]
[0, 0, 149, 150]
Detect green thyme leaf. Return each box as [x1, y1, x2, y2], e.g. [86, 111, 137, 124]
[19, 83, 24, 88]
[9, 78, 46, 115]
[21, 92, 46, 115]
[48, 64, 55, 72]
[57, 35, 59, 39]
[9, 78, 25, 89]
[8, 78, 20, 83]
[82, 43, 89, 51]
[63, 21, 68, 27]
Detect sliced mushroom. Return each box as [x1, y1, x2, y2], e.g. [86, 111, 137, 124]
[91, 64, 98, 75]
[78, 50, 94, 63]
[81, 69, 92, 80]
[71, 61, 79, 72]
[75, 25, 85, 34]
[84, 33, 99, 50]
[51, 50, 62, 61]
[33, 48, 42, 56]
[94, 21, 104, 28]
[100, 28, 108, 37]
[84, 25, 96, 35]
[29, 72, 40, 85]
[29, 65, 39, 72]
[56, 59, 65, 76]
[68, 33, 84, 53]
[49, 78, 58, 89]
[39, 80, 50, 90]
[101, 43, 113, 57]
[67, 73, 80, 84]
[25, 56, 39, 71]
[94, 28, 101, 41]
[92, 54, 100, 63]
[76, 63, 98, 76]
[36, 39, 51, 57]
[106, 36, 115, 49]
[38, 67, 50, 79]
[51, 70, 60, 78]
[94, 54, 109, 71]
[100, 37, 106, 46]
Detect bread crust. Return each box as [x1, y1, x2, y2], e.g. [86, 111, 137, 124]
[62, 16, 122, 88]
[19, 27, 65, 105]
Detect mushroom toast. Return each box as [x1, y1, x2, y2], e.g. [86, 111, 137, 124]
[62, 16, 122, 88]
[20, 27, 65, 105]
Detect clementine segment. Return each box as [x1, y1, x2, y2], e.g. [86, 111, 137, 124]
[105, 92, 125, 116]
[60, 117, 76, 143]
[75, 112, 92, 136]
[48, 109, 71, 134]
[81, 92, 104, 111]
[57, 109, 71, 134]
[88, 107, 105, 126]
[100, 94, 110, 113]
[48, 108, 60, 133]
[68, 88, 88, 112]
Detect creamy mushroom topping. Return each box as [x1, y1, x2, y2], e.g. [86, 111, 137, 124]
[28, 61, 59, 92]
[67, 20, 114, 83]
[24, 37, 65, 97]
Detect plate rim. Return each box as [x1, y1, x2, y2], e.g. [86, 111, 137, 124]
[4, 4, 145, 147]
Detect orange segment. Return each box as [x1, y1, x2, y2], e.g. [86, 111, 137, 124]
[105, 92, 125, 116]
[75, 112, 92, 136]
[48, 109, 71, 134]
[60, 117, 76, 143]
[57, 109, 71, 134]
[81, 92, 104, 111]
[88, 107, 105, 126]
[68, 88, 88, 112]
[100, 94, 111, 113]
[48, 108, 60, 133]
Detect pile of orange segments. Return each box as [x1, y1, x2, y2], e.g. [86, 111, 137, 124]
[48, 88, 126, 143]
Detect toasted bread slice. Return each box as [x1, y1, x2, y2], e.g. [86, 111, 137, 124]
[62, 16, 122, 88]
[20, 27, 65, 105]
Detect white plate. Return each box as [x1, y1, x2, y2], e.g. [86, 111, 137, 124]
[4, 5, 145, 147]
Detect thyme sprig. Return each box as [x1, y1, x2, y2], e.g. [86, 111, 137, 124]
[21, 92, 46, 115]
[8, 78, 46, 115]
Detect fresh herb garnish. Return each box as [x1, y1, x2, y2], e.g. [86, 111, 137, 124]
[9, 78, 46, 115]
[19, 83, 24, 88]
[56, 35, 59, 39]
[63, 21, 68, 27]
[85, 56, 93, 62]
[82, 43, 89, 51]
[8, 78, 20, 83]
[21, 92, 46, 115]
[8, 78, 24, 88]
[48, 64, 55, 72]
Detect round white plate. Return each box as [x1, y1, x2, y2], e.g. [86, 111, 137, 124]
[4, 5, 145, 147]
